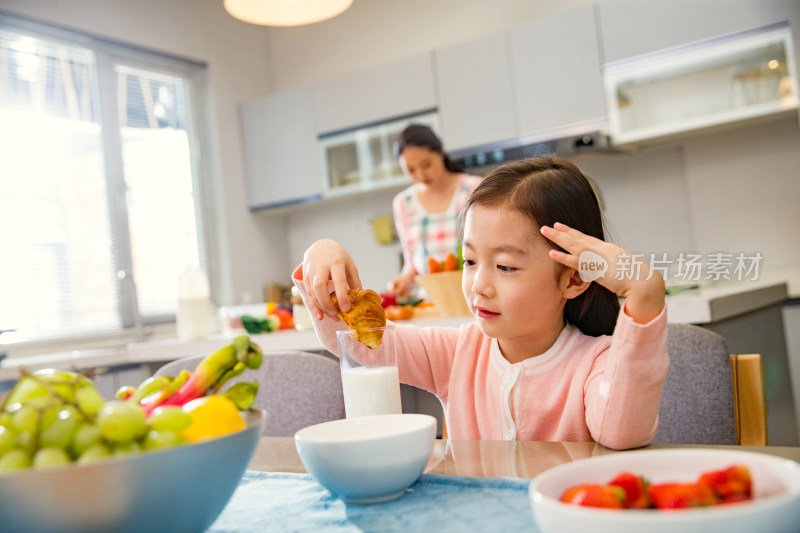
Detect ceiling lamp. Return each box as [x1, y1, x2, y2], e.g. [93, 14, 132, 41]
[224, 0, 353, 27]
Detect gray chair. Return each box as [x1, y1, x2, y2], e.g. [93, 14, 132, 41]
[155, 350, 346, 437]
[653, 323, 738, 445]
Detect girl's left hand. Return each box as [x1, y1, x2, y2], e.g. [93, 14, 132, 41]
[541, 222, 665, 324]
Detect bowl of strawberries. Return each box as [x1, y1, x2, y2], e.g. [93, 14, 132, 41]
[529, 448, 800, 533]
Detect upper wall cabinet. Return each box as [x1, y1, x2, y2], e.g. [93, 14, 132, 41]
[320, 110, 438, 198]
[312, 53, 437, 135]
[509, 5, 607, 136]
[604, 24, 798, 146]
[598, 0, 790, 63]
[241, 87, 323, 211]
[434, 32, 518, 152]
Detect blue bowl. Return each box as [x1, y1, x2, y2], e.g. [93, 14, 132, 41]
[0, 410, 266, 533]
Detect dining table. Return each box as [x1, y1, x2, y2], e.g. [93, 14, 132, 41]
[207, 438, 800, 532]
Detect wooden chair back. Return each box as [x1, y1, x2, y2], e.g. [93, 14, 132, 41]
[729, 353, 768, 446]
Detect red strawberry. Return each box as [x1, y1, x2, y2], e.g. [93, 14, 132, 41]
[649, 482, 717, 509]
[698, 465, 752, 503]
[609, 471, 651, 509]
[560, 484, 626, 508]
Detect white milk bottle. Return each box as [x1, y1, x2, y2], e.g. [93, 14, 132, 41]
[177, 266, 212, 340]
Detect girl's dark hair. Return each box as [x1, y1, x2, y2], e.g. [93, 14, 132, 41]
[459, 155, 619, 337]
[394, 124, 463, 173]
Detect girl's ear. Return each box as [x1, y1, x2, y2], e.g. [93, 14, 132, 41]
[559, 268, 591, 300]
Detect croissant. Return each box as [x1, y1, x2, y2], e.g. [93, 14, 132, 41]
[331, 289, 386, 348]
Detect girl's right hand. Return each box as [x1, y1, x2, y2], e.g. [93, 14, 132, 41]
[302, 239, 362, 320]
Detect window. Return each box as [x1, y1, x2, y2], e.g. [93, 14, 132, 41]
[0, 16, 213, 344]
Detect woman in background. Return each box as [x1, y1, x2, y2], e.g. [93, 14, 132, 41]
[389, 124, 482, 296]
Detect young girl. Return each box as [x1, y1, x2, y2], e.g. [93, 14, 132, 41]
[294, 155, 669, 450]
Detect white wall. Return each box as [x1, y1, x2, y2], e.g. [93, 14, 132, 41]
[684, 117, 800, 270]
[266, 0, 598, 91]
[0, 0, 283, 306]
[286, 189, 405, 291]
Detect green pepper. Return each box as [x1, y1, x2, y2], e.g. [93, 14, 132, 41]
[240, 315, 268, 334]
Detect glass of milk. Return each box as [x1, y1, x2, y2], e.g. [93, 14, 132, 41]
[337, 326, 402, 419]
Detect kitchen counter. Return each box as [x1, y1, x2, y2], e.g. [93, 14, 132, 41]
[665, 278, 788, 324]
[0, 314, 471, 382]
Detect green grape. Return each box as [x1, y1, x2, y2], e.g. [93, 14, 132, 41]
[113, 441, 141, 456]
[142, 429, 183, 451]
[33, 447, 71, 469]
[70, 423, 102, 458]
[34, 369, 82, 402]
[147, 406, 192, 433]
[40, 407, 79, 449]
[3, 402, 22, 416]
[76, 383, 105, 417]
[6, 376, 50, 405]
[97, 401, 146, 443]
[23, 394, 63, 411]
[0, 425, 15, 456]
[0, 449, 32, 472]
[15, 430, 36, 453]
[40, 403, 62, 429]
[0, 411, 13, 427]
[78, 443, 111, 464]
[11, 404, 40, 433]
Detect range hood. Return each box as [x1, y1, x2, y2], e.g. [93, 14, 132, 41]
[449, 119, 614, 174]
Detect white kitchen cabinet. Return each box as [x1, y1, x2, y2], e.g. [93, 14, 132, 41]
[241, 87, 323, 210]
[434, 31, 518, 151]
[598, 0, 790, 64]
[604, 25, 798, 146]
[320, 110, 438, 197]
[509, 4, 607, 136]
[312, 52, 437, 135]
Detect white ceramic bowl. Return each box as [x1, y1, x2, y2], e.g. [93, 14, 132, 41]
[295, 413, 436, 503]
[0, 410, 266, 533]
[529, 448, 800, 533]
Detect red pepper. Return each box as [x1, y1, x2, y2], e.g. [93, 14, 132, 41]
[379, 292, 397, 309]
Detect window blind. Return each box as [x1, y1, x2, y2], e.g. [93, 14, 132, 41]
[0, 18, 211, 344]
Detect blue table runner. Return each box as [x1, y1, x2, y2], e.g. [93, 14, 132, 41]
[209, 471, 538, 532]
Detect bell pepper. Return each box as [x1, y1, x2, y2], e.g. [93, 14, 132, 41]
[141, 335, 262, 416]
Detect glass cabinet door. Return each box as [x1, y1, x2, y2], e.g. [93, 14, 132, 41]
[604, 25, 798, 145]
[320, 110, 440, 197]
[324, 133, 361, 190]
